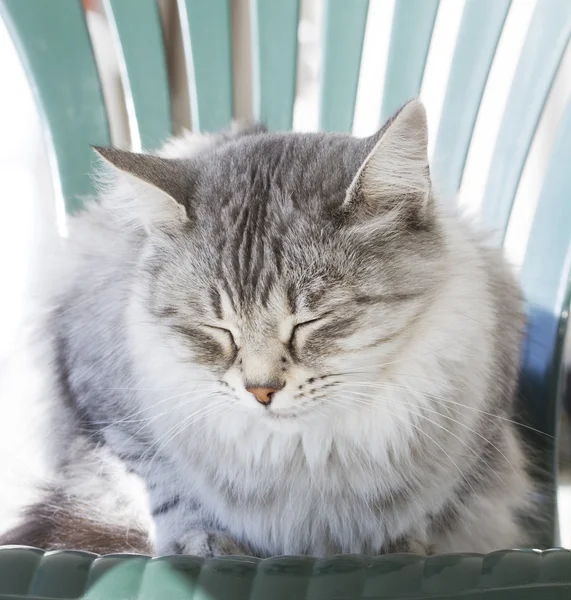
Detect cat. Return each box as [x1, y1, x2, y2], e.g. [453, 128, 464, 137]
[0, 100, 532, 556]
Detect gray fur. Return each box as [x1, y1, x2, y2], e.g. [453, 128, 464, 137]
[2, 102, 532, 556]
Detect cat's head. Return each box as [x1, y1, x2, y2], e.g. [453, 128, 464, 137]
[96, 100, 445, 423]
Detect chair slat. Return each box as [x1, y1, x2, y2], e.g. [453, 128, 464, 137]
[104, 0, 171, 150]
[481, 0, 571, 244]
[518, 98, 571, 547]
[380, 0, 439, 124]
[0, 0, 110, 213]
[250, 0, 300, 131]
[520, 108, 571, 437]
[319, 0, 369, 132]
[433, 0, 511, 199]
[179, 0, 233, 132]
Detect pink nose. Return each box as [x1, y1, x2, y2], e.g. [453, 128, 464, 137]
[247, 387, 279, 405]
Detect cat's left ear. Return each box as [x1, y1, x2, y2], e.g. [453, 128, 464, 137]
[343, 99, 432, 228]
[93, 147, 195, 230]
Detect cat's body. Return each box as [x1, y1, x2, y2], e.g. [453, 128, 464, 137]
[1, 102, 532, 556]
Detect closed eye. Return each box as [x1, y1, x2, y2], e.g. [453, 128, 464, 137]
[292, 317, 323, 332]
[289, 315, 329, 346]
[201, 324, 238, 350]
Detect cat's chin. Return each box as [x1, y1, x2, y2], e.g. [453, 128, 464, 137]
[257, 405, 328, 432]
[259, 410, 308, 433]
[264, 409, 299, 421]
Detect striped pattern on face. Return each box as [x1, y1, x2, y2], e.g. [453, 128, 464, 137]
[141, 132, 441, 388]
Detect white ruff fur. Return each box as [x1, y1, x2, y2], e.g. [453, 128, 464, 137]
[124, 210, 529, 555]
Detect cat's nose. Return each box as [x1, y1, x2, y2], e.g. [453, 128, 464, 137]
[247, 386, 280, 406]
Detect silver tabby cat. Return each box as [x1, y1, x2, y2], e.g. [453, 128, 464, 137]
[2, 101, 532, 556]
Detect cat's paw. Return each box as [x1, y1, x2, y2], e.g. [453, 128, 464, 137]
[382, 537, 432, 555]
[164, 531, 247, 557]
[408, 540, 435, 555]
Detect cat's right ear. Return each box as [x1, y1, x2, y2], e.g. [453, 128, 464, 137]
[93, 147, 195, 232]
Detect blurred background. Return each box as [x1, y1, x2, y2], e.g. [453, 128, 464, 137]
[0, 0, 569, 546]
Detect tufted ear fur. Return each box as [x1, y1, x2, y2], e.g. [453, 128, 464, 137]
[93, 123, 267, 232]
[93, 147, 195, 231]
[343, 99, 432, 229]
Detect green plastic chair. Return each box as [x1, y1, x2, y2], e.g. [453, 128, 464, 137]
[0, 0, 570, 598]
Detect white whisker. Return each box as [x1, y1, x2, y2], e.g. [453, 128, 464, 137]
[330, 394, 477, 496]
[338, 389, 509, 489]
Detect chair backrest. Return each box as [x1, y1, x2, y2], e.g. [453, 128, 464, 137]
[1, 0, 569, 547]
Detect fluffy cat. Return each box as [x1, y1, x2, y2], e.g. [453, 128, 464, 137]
[1, 101, 532, 556]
